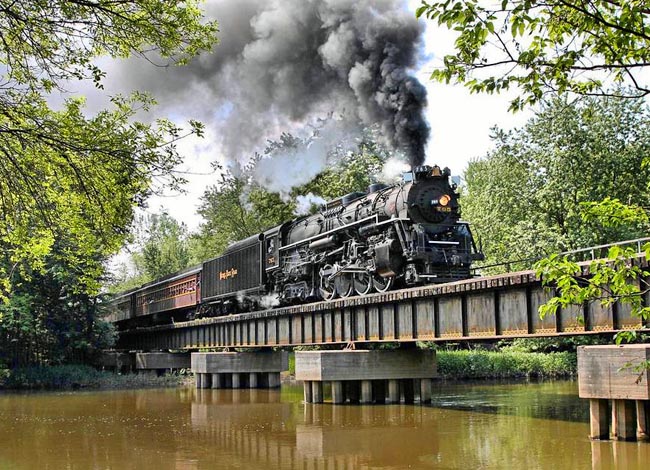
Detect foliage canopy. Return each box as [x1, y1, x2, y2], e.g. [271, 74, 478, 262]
[0, 1, 217, 365]
[463, 94, 650, 269]
[417, 1, 650, 110]
[0, 1, 218, 298]
[110, 212, 192, 292]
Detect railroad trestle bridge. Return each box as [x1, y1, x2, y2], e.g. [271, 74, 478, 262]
[109, 251, 650, 442]
[116, 266, 647, 352]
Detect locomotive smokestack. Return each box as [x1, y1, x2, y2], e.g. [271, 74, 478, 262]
[112, 0, 430, 172]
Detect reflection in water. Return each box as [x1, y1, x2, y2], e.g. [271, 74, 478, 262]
[0, 381, 648, 469]
[591, 440, 650, 470]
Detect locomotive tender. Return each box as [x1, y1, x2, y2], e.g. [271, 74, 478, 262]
[107, 165, 483, 325]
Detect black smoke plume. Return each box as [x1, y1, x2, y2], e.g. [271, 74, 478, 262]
[109, 0, 430, 169]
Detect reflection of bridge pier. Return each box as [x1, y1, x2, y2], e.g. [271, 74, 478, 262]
[579, 345, 649, 441]
[190, 387, 440, 470]
[190, 388, 296, 469]
[297, 404, 439, 468]
[591, 440, 650, 469]
[296, 350, 437, 405]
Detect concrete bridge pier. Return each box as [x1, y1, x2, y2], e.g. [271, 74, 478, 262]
[191, 351, 288, 390]
[578, 345, 650, 441]
[96, 351, 135, 373]
[296, 349, 437, 405]
[135, 352, 190, 375]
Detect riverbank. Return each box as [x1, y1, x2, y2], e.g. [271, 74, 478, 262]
[0, 365, 191, 391]
[1, 347, 577, 391]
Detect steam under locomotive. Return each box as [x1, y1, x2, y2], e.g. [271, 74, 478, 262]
[108, 165, 483, 326]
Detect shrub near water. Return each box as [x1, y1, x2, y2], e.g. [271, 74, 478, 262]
[436, 350, 576, 379]
[0, 365, 190, 390]
[1, 365, 103, 389]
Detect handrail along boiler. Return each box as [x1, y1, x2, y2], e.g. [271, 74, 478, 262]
[107, 165, 483, 325]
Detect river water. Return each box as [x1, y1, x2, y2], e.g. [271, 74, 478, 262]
[0, 380, 648, 469]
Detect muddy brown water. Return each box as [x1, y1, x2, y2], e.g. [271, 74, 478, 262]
[0, 380, 648, 469]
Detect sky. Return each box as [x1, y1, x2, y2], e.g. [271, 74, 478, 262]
[100, 0, 532, 232]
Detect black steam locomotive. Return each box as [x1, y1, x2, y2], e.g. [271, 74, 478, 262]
[108, 165, 483, 325]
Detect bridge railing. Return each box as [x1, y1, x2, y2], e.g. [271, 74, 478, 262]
[470, 236, 650, 277]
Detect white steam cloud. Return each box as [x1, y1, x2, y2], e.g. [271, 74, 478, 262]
[106, 0, 430, 176]
[294, 193, 327, 216]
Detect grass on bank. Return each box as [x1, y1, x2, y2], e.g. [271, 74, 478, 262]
[0, 364, 190, 390]
[435, 350, 576, 379]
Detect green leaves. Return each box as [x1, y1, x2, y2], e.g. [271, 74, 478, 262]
[0, 1, 217, 364]
[0, 1, 218, 91]
[0, 2, 217, 299]
[0, 92, 204, 298]
[463, 94, 650, 275]
[535, 243, 650, 337]
[581, 198, 649, 230]
[417, 0, 650, 108]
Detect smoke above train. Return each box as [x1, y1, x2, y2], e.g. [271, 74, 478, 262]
[110, 0, 431, 182]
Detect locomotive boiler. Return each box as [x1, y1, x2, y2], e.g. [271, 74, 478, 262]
[267, 164, 483, 304]
[108, 165, 483, 325]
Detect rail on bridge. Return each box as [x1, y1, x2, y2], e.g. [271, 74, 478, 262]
[115, 260, 649, 351]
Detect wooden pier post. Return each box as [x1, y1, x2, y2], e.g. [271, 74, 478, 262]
[231, 373, 241, 389]
[589, 399, 609, 440]
[613, 400, 636, 441]
[331, 381, 344, 404]
[360, 380, 373, 404]
[388, 379, 400, 404]
[203, 373, 212, 388]
[303, 381, 313, 403]
[311, 381, 323, 404]
[420, 378, 432, 404]
[636, 400, 649, 440]
[267, 372, 281, 388]
[211, 373, 223, 389]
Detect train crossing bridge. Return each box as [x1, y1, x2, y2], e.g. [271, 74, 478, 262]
[107, 241, 650, 441]
[115, 262, 647, 352]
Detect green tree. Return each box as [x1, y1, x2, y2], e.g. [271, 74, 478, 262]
[110, 212, 193, 291]
[463, 95, 650, 270]
[191, 133, 392, 260]
[416, 2, 650, 346]
[0, 1, 218, 298]
[300, 137, 390, 199]
[417, 1, 650, 110]
[137, 212, 192, 280]
[0, 1, 217, 366]
[190, 171, 296, 262]
[1, 240, 116, 367]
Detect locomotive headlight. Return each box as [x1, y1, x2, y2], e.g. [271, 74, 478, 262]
[439, 194, 451, 206]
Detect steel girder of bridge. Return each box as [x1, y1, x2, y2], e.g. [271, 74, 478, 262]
[115, 266, 649, 351]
